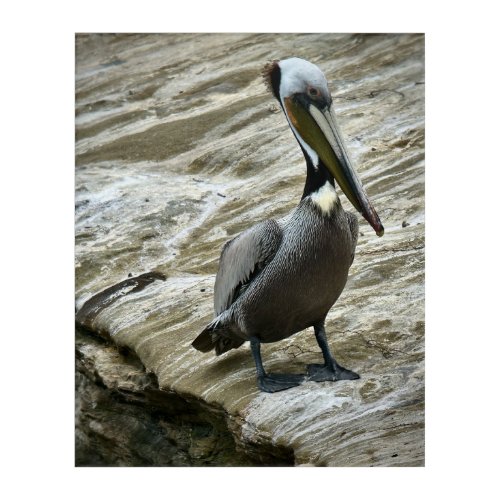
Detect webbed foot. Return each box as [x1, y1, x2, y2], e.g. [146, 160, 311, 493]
[307, 363, 359, 382]
[257, 373, 305, 393]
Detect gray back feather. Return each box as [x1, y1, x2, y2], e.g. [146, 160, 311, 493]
[214, 220, 282, 314]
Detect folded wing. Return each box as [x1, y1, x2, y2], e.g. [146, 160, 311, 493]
[214, 219, 283, 314]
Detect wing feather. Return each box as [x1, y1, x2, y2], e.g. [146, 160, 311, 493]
[214, 219, 282, 314]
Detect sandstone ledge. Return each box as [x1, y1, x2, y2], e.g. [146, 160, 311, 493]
[75, 33, 425, 466]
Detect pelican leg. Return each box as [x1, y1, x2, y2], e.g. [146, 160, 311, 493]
[307, 324, 360, 382]
[250, 337, 305, 393]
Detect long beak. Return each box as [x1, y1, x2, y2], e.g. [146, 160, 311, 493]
[284, 97, 384, 236]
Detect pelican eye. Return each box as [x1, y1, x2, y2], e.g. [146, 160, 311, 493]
[308, 87, 319, 97]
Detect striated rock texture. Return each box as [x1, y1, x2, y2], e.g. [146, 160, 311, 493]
[75, 33, 424, 466]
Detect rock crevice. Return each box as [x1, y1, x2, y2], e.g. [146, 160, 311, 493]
[76, 328, 295, 466]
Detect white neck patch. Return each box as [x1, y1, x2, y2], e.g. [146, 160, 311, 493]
[310, 181, 339, 214]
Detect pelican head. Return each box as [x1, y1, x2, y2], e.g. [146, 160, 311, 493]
[264, 57, 384, 236]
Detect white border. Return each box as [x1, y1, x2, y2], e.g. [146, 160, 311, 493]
[3, 1, 499, 498]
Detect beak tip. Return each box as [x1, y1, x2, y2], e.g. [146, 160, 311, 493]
[364, 211, 384, 237]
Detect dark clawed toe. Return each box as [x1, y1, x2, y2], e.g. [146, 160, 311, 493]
[257, 373, 305, 393]
[335, 367, 360, 380]
[307, 363, 359, 382]
[307, 363, 335, 382]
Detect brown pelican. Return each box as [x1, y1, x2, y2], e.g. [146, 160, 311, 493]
[192, 57, 383, 393]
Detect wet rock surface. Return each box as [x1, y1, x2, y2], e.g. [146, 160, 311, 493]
[75, 33, 424, 466]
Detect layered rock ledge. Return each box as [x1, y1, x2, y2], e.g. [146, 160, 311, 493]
[75, 33, 424, 466]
